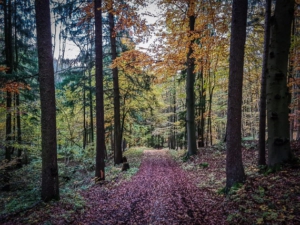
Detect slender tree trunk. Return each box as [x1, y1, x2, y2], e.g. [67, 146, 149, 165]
[12, 93, 16, 155]
[226, 0, 247, 191]
[4, 0, 13, 161]
[16, 93, 22, 157]
[267, 0, 294, 166]
[111, 126, 115, 153]
[35, 0, 59, 201]
[172, 79, 176, 149]
[207, 76, 214, 146]
[83, 71, 87, 149]
[108, 0, 122, 164]
[186, 2, 197, 156]
[297, 101, 300, 140]
[5, 91, 12, 161]
[289, 16, 296, 141]
[88, 67, 94, 143]
[197, 69, 205, 148]
[94, 0, 105, 180]
[258, 0, 271, 166]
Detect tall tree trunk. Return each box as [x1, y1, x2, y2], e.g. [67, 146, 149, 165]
[226, 0, 247, 191]
[108, 0, 122, 164]
[94, 0, 105, 181]
[196, 69, 205, 148]
[289, 16, 297, 141]
[258, 0, 271, 166]
[35, 0, 60, 201]
[172, 78, 176, 149]
[16, 93, 22, 157]
[207, 72, 214, 146]
[4, 0, 13, 161]
[83, 70, 87, 149]
[186, 1, 197, 156]
[88, 67, 94, 143]
[267, 0, 294, 166]
[12, 93, 16, 155]
[5, 91, 12, 161]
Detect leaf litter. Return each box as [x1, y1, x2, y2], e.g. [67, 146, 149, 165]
[77, 150, 226, 225]
[1, 141, 300, 224]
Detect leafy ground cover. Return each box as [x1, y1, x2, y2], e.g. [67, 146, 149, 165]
[1, 142, 300, 224]
[0, 147, 145, 224]
[172, 141, 300, 224]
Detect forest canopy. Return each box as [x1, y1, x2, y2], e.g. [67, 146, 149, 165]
[1, 0, 300, 223]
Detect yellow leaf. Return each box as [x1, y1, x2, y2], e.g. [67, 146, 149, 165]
[256, 218, 264, 224]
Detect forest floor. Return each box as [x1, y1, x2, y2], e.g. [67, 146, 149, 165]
[77, 149, 225, 224]
[1, 141, 300, 224]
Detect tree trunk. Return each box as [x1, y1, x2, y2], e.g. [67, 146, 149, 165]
[108, 0, 122, 164]
[258, 0, 272, 166]
[16, 93, 22, 158]
[207, 73, 214, 146]
[5, 91, 12, 161]
[267, 0, 294, 166]
[226, 0, 247, 191]
[186, 2, 197, 156]
[35, 0, 60, 201]
[83, 73, 87, 149]
[88, 66, 94, 143]
[289, 15, 296, 141]
[94, 0, 105, 181]
[197, 69, 205, 148]
[4, 0, 14, 161]
[173, 79, 177, 150]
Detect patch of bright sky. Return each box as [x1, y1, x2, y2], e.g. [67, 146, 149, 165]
[136, 2, 160, 52]
[51, 1, 160, 59]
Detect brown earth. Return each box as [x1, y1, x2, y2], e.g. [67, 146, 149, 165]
[77, 150, 226, 225]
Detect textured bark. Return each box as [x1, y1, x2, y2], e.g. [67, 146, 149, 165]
[88, 68, 94, 143]
[226, 0, 247, 190]
[109, 0, 122, 164]
[206, 73, 214, 146]
[196, 70, 205, 148]
[258, 0, 271, 166]
[16, 93, 22, 157]
[35, 0, 59, 201]
[186, 12, 197, 156]
[266, 0, 294, 166]
[94, 0, 106, 180]
[5, 91, 12, 161]
[83, 76, 87, 149]
[4, 0, 13, 161]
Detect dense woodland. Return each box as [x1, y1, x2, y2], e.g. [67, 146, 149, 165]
[1, 0, 300, 224]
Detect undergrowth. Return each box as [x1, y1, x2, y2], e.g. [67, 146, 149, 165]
[0, 146, 145, 224]
[169, 141, 300, 224]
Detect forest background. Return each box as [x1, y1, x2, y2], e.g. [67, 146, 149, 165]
[0, 0, 300, 223]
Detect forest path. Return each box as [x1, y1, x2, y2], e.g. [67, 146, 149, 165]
[79, 150, 225, 225]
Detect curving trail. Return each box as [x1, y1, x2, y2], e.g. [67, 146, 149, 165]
[78, 150, 226, 225]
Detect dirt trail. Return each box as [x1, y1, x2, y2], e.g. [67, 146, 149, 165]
[79, 150, 225, 225]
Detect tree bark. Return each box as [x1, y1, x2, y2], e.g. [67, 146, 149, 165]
[35, 0, 60, 201]
[5, 91, 12, 161]
[258, 0, 272, 166]
[226, 0, 247, 191]
[83, 73, 87, 149]
[186, 2, 197, 156]
[16, 93, 22, 157]
[94, 0, 106, 181]
[266, 0, 294, 166]
[88, 66, 94, 143]
[4, 0, 13, 161]
[108, 0, 122, 164]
